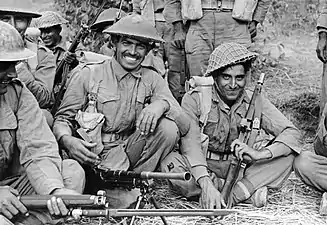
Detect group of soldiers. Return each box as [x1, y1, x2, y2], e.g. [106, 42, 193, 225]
[2, 0, 327, 224]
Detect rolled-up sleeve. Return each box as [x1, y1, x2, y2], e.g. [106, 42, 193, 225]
[181, 92, 209, 182]
[317, 0, 327, 32]
[53, 67, 89, 141]
[252, 0, 271, 24]
[17, 85, 64, 195]
[164, 0, 183, 23]
[261, 95, 302, 158]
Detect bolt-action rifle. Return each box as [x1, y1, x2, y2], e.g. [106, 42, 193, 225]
[19, 190, 240, 221]
[220, 73, 266, 209]
[50, 0, 109, 116]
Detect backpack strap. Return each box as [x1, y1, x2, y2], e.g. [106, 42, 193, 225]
[187, 76, 214, 132]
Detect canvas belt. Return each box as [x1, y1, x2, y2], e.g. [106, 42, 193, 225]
[202, 0, 233, 11]
[102, 132, 122, 143]
[206, 151, 230, 161]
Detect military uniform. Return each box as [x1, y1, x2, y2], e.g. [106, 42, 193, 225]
[161, 43, 301, 206]
[164, 0, 271, 77]
[53, 14, 190, 208]
[133, 0, 186, 101]
[0, 21, 84, 225]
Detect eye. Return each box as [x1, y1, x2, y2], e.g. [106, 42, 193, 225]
[236, 76, 245, 81]
[137, 44, 146, 51]
[121, 41, 130, 46]
[222, 75, 230, 80]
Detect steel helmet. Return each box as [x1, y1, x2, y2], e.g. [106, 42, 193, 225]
[90, 8, 127, 30]
[0, 21, 36, 61]
[205, 42, 258, 76]
[103, 14, 164, 43]
[0, 0, 41, 18]
[35, 11, 68, 29]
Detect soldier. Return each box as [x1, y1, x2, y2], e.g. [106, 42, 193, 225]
[90, 8, 127, 56]
[133, 0, 186, 102]
[164, 0, 271, 78]
[52, 14, 190, 208]
[161, 43, 301, 209]
[0, 21, 85, 225]
[316, 0, 327, 112]
[0, 0, 56, 110]
[34, 11, 78, 68]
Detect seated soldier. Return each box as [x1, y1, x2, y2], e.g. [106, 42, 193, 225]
[52, 14, 189, 208]
[161, 42, 302, 209]
[0, 21, 85, 225]
[293, 105, 327, 215]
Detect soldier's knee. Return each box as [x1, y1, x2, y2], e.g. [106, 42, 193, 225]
[156, 118, 179, 144]
[293, 151, 314, 175]
[62, 159, 86, 193]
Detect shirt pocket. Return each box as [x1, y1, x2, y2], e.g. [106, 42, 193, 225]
[97, 94, 120, 126]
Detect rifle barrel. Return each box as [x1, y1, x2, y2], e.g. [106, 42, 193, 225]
[98, 168, 191, 181]
[19, 195, 106, 208]
[72, 208, 240, 218]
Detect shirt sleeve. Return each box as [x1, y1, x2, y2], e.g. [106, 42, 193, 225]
[180, 92, 209, 182]
[163, 0, 183, 23]
[17, 85, 64, 195]
[317, 0, 327, 31]
[16, 47, 56, 108]
[149, 69, 190, 136]
[252, 0, 271, 24]
[260, 94, 302, 158]
[53, 66, 89, 141]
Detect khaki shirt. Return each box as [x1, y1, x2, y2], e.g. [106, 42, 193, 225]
[53, 58, 189, 142]
[164, 0, 271, 24]
[16, 45, 56, 108]
[181, 87, 302, 181]
[0, 80, 65, 194]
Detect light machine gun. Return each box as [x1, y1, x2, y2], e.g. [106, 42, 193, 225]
[18, 171, 240, 224]
[93, 166, 190, 225]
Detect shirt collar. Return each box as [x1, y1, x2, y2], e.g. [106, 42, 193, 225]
[111, 57, 142, 81]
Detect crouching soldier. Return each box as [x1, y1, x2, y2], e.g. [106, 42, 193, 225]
[161, 42, 301, 209]
[0, 21, 85, 225]
[53, 14, 190, 208]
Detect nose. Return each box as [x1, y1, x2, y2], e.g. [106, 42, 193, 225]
[129, 44, 137, 55]
[229, 78, 237, 89]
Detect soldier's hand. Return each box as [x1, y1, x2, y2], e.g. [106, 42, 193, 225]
[248, 21, 259, 40]
[231, 139, 264, 161]
[198, 177, 223, 211]
[63, 52, 77, 64]
[0, 186, 28, 220]
[136, 100, 169, 136]
[47, 188, 80, 218]
[173, 21, 186, 49]
[61, 135, 99, 165]
[317, 32, 327, 63]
